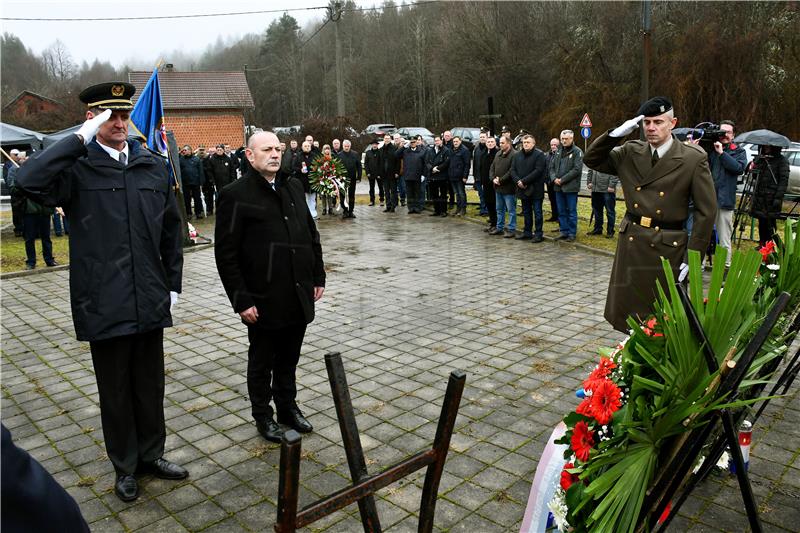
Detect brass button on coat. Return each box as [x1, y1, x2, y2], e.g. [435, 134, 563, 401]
[659, 191, 665, 197]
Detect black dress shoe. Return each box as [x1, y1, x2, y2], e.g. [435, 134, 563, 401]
[546, 216, 559, 222]
[515, 234, 531, 240]
[115, 474, 139, 502]
[25, 264, 35, 270]
[277, 407, 313, 433]
[429, 212, 440, 217]
[586, 229, 602, 235]
[46, 261, 59, 267]
[606, 233, 615, 239]
[532, 235, 544, 243]
[142, 458, 189, 480]
[256, 417, 284, 443]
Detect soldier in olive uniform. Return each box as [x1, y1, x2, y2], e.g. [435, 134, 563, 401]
[584, 97, 717, 332]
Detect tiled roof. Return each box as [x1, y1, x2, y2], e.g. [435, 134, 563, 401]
[128, 70, 254, 110]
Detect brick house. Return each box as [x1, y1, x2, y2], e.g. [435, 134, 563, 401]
[128, 70, 254, 151]
[3, 90, 62, 117]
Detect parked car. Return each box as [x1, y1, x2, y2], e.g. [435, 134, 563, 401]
[362, 123, 396, 137]
[450, 127, 482, 151]
[396, 127, 435, 146]
[783, 145, 800, 195]
[272, 125, 301, 136]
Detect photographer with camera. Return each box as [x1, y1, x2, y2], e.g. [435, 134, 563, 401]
[750, 145, 790, 247]
[707, 120, 747, 268]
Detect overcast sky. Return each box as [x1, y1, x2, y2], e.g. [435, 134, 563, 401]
[2, 0, 372, 68]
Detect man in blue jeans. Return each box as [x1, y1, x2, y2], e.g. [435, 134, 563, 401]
[512, 135, 548, 242]
[489, 136, 518, 237]
[551, 130, 583, 242]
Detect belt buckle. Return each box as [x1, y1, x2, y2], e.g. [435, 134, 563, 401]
[640, 216, 652, 228]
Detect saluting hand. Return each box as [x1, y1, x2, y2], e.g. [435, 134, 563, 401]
[610, 114, 645, 138]
[240, 306, 259, 324]
[75, 109, 112, 145]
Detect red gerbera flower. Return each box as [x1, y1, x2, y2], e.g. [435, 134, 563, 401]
[759, 241, 775, 263]
[583, 357, 617, 390]
[642, 316, 664, 337]
[576, 397, 593, 417]
[560, 462, 580, 491]
[571, 421, 594, 462]
[589, 379, 623, 425]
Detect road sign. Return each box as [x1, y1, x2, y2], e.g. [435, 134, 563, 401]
[581, 127, 591, 139]
[580, 113, 592, 128]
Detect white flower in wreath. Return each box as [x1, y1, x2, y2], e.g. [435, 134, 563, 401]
[547, 489, 571, 532]
[766, 264, 780, 271]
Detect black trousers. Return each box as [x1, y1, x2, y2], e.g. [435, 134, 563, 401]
[247, 323, 307, 421]
[23, 214, 53, 267]
[368, 175, 384, 203]
[431, 180, 449, 215]
[385, 176, 399, 209]
[757, 216, 777, 247]
[90, 329, 166, 475]
[202, 183, 216, 215]
[183, 184, 203, 217]
[546, 179, 559, 218]
[406, 180, 421, 212]
[483, 178, 497, 227]
[339, 177, 357, 213]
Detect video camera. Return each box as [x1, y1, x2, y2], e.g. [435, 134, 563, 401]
[690, 122, 727, 145]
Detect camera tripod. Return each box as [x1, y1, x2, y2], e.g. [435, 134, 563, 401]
[732, 155, 777, 246]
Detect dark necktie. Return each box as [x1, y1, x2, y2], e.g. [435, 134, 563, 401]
[651, 150, 659, 167]
[119, 152, 127, 166]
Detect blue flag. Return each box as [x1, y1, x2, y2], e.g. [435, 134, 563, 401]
[129, 68, 168, 156]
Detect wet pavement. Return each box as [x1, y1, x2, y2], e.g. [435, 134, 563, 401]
[2, 201, 798, 532]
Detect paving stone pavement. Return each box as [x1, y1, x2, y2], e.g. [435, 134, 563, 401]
[2, 202, 798, 532]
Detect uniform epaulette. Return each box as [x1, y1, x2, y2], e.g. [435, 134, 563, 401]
[684, 142, 706, 155]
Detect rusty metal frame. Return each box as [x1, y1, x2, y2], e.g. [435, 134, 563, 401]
[274, 352, 466, 533]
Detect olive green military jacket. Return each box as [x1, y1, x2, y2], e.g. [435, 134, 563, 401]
[584, 131, 717, 332]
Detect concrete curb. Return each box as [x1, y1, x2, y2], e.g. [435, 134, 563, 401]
[0, 242, 214, 280]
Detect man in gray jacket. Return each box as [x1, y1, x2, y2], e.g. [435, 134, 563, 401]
[587, 168, 619, 238]
[550, 130, 583, 241]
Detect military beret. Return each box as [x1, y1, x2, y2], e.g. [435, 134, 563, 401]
[637, 96, 673, 117]
[501, 125, 510, 133]
[79, 82, 136, 110]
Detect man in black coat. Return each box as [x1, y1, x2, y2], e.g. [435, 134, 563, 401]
[208, 144, 237, 209]
[381, 133, 400, 212]
[480, 136, 499, 230]
[364, 139, 384, 206]
[545, 138, 560, 221]
[425, 135, 451, 216]
[215, 131, 326, 444]
[513, 135, 548, 242]
[336, 140, 362, 219]
[396, 136, 428, 214]
[179, 144, 205, 219]
[14, 82, 186, 502]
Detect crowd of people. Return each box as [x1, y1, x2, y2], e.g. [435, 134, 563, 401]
[273, 128, 622, 245]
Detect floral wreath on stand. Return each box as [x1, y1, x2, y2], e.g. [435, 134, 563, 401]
[309, 153, 348, 203]
[543, 219, 800, 533]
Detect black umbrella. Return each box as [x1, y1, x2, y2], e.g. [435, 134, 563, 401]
[733, 129, 791, 148]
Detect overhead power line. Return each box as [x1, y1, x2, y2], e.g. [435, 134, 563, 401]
[1, 1, 440, 22]
[1, 5, 327, 22]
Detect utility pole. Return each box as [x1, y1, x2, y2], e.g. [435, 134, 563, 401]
[640, 0, 652, 140]
[329, 1, 345, 117]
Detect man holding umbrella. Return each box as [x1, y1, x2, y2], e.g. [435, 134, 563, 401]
[735, 129, 793, 246]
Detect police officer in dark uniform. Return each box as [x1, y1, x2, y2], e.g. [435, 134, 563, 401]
[14, 82, 187, 502]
